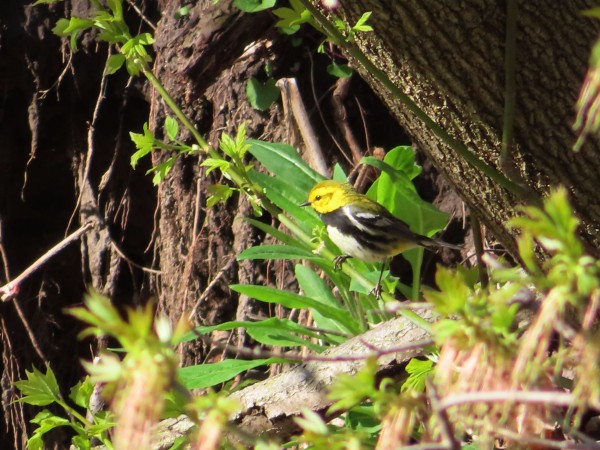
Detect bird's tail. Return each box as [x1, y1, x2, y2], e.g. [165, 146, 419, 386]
[417, 235, 462, 251]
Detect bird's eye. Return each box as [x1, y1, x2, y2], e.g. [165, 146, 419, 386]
[315, 195, 322, 200]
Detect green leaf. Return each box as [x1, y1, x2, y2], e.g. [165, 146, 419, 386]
[33, 0, 64, 4]
[243, 218, 300, 246]
[130, 123, 156, 169]
[248, 140, 323, 191]
[206, 183, 235, 207]
[68, 377, 93, 409]
[52, 17, 95, 50]
[237, 244, 317, 261]
[200, 157, 231, 175]
[71, 435, 92, 450]
[174, 7, 190, 19]
[246, 77, 280, 111]
[104, 53, 126, 75]
[234, 0, 276, 13]
[249, 172, 319, 228]
[295, 264, 353, 337]
[423, 267, 471, 315]
[230, 284, 360, 334]
[164, 116, 179, 141]
[28, 410, 72, 450]
[353, 12, 374, 32]
[14, 365, 61, 406]
[327, 62, 353, 78]
[582, 7, 600, 19]
[149, 156, 177, 185]
[187, 317, 330, 350]
[179, 358, 287, 389]
[401, 357, 434, 392]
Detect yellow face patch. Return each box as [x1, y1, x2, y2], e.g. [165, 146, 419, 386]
[306, 181, 358, 214]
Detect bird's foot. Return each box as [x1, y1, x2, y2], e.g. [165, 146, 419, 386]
[370, 283, 383, 300]
[333, 255, 350, 271]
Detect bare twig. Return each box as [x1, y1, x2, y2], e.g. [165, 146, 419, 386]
[438, 390, 591, 411]
[109, 240, 162, 275]
[125, 0, 157, 31]
[496, 427, 600, 450]
[188, 257, 236, 321]
[307, 51, 350, 164]
[332, 76, 363, 165]
[277, 78, 328, 176]
[201, 336, 434, 364]
[0, 221, 95, 301]
[427, 379, 460, 450]
[471, 215, 489, 288]
[66, 50, 110, 234]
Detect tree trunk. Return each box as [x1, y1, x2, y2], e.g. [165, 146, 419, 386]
[321, 0, 600, 256]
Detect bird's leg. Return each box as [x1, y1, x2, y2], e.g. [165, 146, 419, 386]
[333, 255, 351, 270]
[371, 258, 388, 300]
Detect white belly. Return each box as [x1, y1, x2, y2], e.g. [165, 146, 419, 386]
[326, 226, 383, 262]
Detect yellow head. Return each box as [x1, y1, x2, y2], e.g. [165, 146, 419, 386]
[304, 180, 359, 214]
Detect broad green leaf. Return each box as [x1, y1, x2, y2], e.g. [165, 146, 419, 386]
[179, 358, 287, 389]
[423, 267, 471, 315]
[246, 77, 280, 111]
[14, 365, 61, 406]
[206, 183, 235, 207]
[104, 53, 125, 75]
[249, 172, 318, 227]
[353, 12, 374, 32]
[327, 62, 353, 78]
[243, 218, 299, 246]
[234, 0, 276, 13]
[186, 317, 328, 350]
[68, 377, 93, 409]
[230, 284, 360, 334]
[401, 357, 434, 392]
[130, 123, 155, 168]
[165, 116, 179, 141]
[28, 410, 72, 450]
[181, 317, 331, 346]
[295, 264, 353, 337]
[238, 244, 317, 261]
[247, 140, 323, 193]
[149, 157, 176, 185]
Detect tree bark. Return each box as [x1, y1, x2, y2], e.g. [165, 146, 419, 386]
[319, 0, 600, 256]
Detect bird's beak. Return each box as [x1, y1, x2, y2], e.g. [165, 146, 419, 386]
[300, 201, 311, 207]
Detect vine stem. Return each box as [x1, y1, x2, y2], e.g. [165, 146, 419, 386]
[298, 0, 537, 202]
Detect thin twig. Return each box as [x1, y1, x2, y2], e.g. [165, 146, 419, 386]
[66, 51, 110, 234]
[109, 241, 162, 275]
[427, 379, 461, 450]
[307, 50, 350, 164]
[471, 215, 489, 288]
[0, 221, 95, 301]
[438, 390, 589, 411]
[496, 427, 600, 450]
[125, 0, 157, 31]
[188, 257, 236, 321]
[200, 337, 434, 363]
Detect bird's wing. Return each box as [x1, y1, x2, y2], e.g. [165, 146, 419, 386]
[343, 204, 416, 238]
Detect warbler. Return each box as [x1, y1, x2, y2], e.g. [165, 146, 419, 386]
[301, 180, 460, 298]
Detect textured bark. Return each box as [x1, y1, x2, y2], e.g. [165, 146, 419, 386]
[148, 1, 281, 367]
[321, 0, 600, 256]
